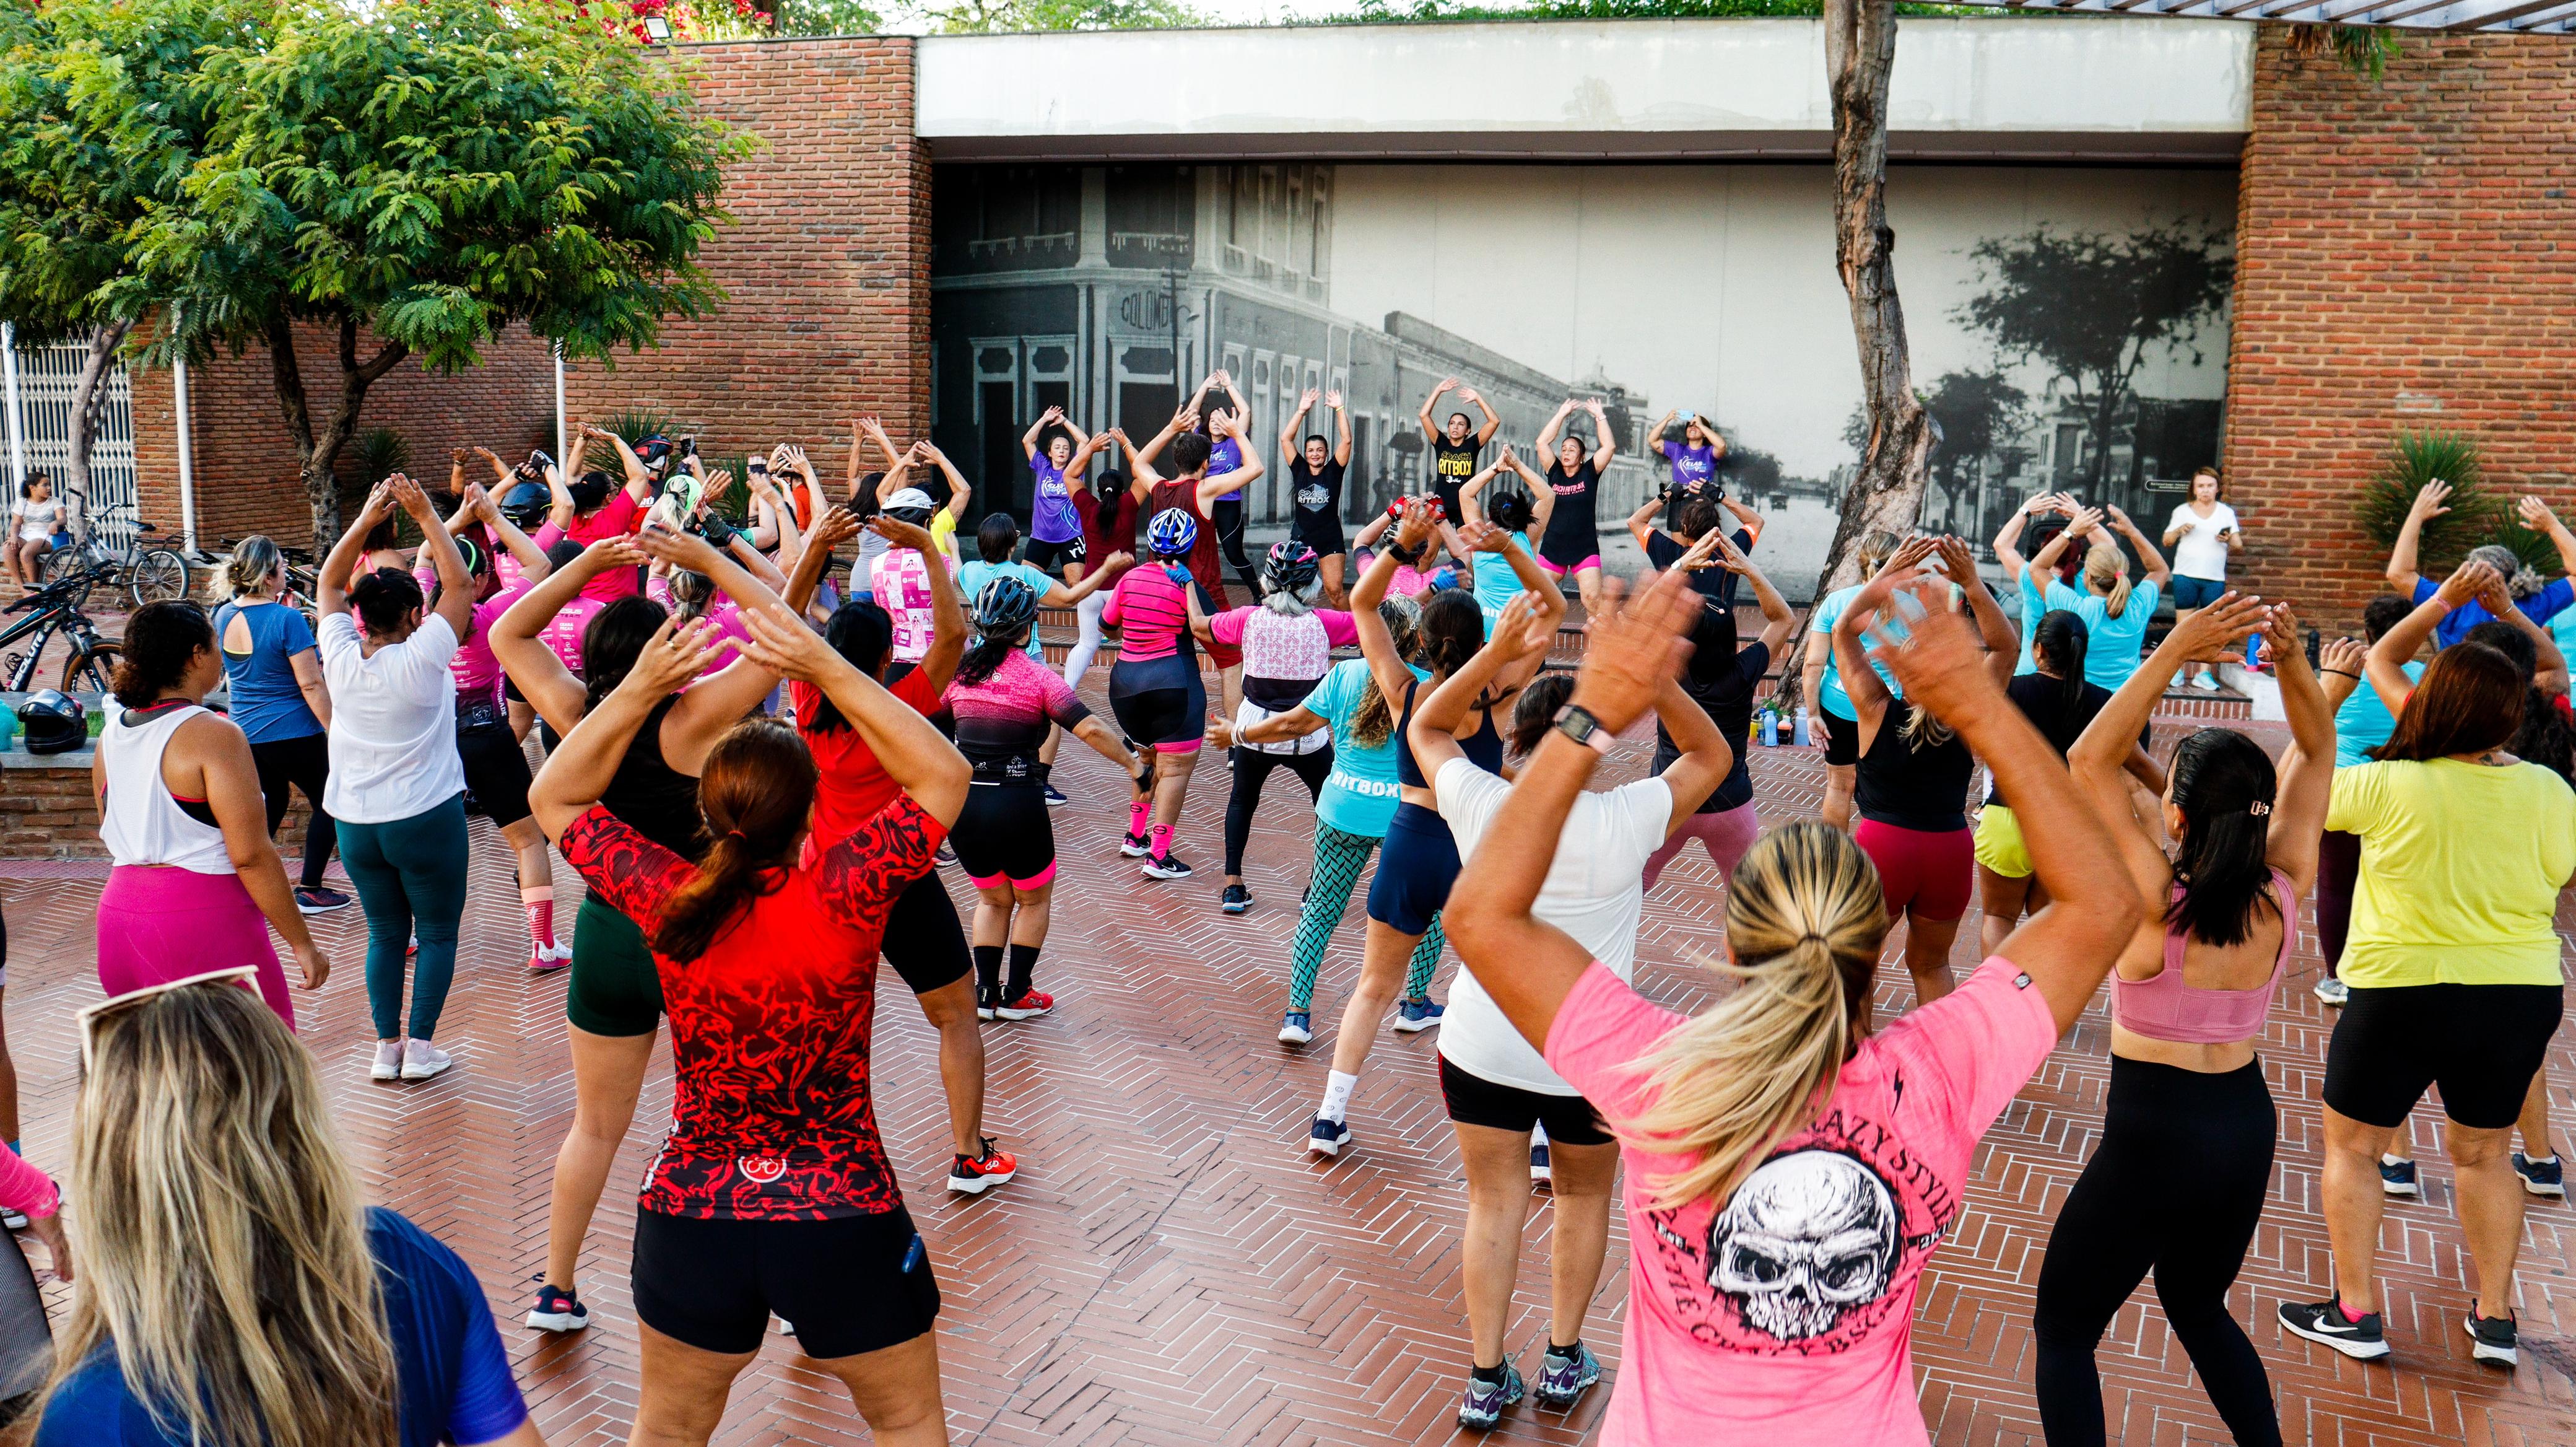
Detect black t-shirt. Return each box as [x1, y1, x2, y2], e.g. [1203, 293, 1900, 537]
[1430, 439, 1481, 523]
[1854, 708, 1975, 833]
[1646, 527, 1754, 611]
[1539, 460, 1601, 565]
[1290, 458, 1346, 540]
[1656, 639, 1770, 815]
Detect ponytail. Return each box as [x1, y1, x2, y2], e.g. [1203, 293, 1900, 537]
[2084, 544, 2131, 619]
[1507, 673, 1575, 760]
[1619, 823, 1887, 1209]
[1349, 596, 1421, 750]
[651, 720, 815, 963]
[2033, 610, 2090, 720]
[954, 626, 1027, 688]
[2163, 728, 2282, 948]
[214, 536, 282, 603]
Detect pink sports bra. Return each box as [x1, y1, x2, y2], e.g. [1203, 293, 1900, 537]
[2112, 868, 2295, 1046]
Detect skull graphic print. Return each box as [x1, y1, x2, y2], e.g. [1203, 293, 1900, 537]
[1708, 1151, 1901, 1342]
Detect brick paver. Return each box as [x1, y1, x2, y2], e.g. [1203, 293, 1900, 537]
[1, 703, 2569, 1446]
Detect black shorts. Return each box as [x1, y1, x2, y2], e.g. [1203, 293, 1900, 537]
[503, 673, 526, 705]
[1438, 1056, 1613, 1145]
[2323, 982, 2564, 1130]
[953, 784, 1056, 888]
[568, 894, 664, 1037]
[1821, 708, 1861, 767]
[455, 715, 533, 827]
[632, 1205, 940, 1360]
[1294, 517, 1347, 560]
[1108, 654, 1206, 751]
[881, 869, 972, 997]
[1024, 536, 1084, 572]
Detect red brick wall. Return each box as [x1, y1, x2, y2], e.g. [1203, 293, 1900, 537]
[2224, 29, 2576, 632]
[561, 37, 931, 460]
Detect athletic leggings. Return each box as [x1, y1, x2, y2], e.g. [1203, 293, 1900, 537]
[1065, 591, 1110, 694]
[2033, 1056, 2281, 1447]
[336, 793, 469, 1041]
[2315, 828, 2361, 976]
[1209, 497, 1263, 600]
[1224, 745, 1334, 876]
[1286, 820, 1443, 1013]
[248, 732, 336, 890]
[1640, 801, 1759, 894]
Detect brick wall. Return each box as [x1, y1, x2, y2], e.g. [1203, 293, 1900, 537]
[0, 756, 315, 859]
[2223, 28, 2576, 632]
[561, 37, 933, 465]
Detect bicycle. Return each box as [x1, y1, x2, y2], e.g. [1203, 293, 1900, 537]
[1, 562, 123, 694]
[208, 538, 322, 627]
[43, 502, 191, 610]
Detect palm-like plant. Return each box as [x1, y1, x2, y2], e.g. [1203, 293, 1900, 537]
[2354, 429, 2496, 560]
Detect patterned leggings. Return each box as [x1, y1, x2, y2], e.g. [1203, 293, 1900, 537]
[1287, 820, 1443, 1013]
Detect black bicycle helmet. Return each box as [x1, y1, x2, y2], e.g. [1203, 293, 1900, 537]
[1263, 539, 1321, 595]
[19, 689, 85, 754]
[973, 574, 1041, 636]
[497, 476, 552, 529]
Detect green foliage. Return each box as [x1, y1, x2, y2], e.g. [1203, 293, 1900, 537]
[922, 0, 1197, 30]
[2287, 23, 2400, 83]
[772, 0, 887, 35]
[337, 425, 411, 535]
[2490, 513, 2558, 575]
[2352, 429, 2492, 557]
[603, 407, 687, 448]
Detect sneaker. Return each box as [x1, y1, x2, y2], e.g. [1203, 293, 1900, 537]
[2512, 1152, 2565, 1198]
[1532, 1342, 1602, 1409]
[1221, 883, 1252, 914]
[1142, 852, 1193, 881]
[935, 842, 957, 866]
[406, 934, 419, 957]
[1277, 1010, 1313, 1046]
[1120, 829, 1152, 859]
[1456, 1362, 1525, 1431]
[994, 989, 1055, 1021]
[1044, 784, 1068, 808]
[949, 1137, 1019, 1195]
[2313, 975, 2349, 1007]
[530, 943, 573, 974]
[0, 1209, 25, 1231]
[2380, 1156, 2420, 1197]
[2277, 1297, 2391, 1361]
[1530, 1139, 1552, 1184]
[524, 1280, 591, 1332]
[1393, 997, 1445, 1033]
[976, 994, 998, 1022]
[294, 885, 352, 914]
[399, 1039, 454, 1081]
[1307, 1116, 1352, 1157]
[2464, 1304, 2518, 1366]
[370, 1040, 404, 1082]
[2193, 669, 2223, 691]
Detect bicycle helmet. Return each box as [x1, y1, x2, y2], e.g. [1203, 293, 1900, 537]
[18, 689, 85, 754]
[1262, 540, 1321, 595]
[1146, 507, 1198, 559]
[1385, 496, 1445, 523]
[973, 574, 1042, 637]
[635, 436, 676, 477]
[882, 487, 939, 528]
[498, 476, 552, 529]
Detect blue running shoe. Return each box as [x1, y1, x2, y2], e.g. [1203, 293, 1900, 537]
[1277, 1011, 1312, 1046]
[1457, 1362, 1524, 1431]
[2379, 1156, 2419, 1197]
[1393, 997, 1445, 1033]
[1533, 1342, 1602, 1409]
[1307, 1116, 1352, 1157]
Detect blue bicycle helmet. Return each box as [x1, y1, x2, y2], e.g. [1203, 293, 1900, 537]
[1146, 507, 1198, 559]
[973, 574, 1041, 636]
[1262, 539, 1321, 595]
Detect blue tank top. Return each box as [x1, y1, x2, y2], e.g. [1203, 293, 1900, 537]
[1395, 675, 1505, 790]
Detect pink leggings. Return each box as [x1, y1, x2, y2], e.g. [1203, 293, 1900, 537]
[97, 866, 295, 1030]
[1642, 802, 1760, 894]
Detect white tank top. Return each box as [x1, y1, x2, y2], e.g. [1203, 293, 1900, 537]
[100, 703, 236, 874]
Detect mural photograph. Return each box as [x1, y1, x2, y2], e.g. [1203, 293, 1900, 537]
[931, 160, 2234, 598]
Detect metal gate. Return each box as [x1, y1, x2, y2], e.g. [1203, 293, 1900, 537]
[2, 326, 139, 554]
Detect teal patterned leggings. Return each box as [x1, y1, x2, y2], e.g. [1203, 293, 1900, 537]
[1287, 820, 1442, 1013]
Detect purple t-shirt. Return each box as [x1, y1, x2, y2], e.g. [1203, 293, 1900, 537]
[1030, 457, 1081, 544]
[1211, 435, 1245, 502]
[1662, 440, 1719, 491]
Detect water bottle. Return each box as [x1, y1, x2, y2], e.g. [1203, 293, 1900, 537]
[1793, 706, 1811, 747]
[1760, 710, 1778, 747]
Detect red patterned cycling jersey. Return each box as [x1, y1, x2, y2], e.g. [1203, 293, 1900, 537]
[559, 796, 944, 1221]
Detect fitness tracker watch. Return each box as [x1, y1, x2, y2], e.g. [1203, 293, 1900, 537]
[1551, 704, 1616, 754]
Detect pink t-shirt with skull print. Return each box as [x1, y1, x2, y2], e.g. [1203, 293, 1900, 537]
[1544, 954, 2058, 1446]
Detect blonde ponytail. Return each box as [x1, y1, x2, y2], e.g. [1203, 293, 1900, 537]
[2084, 543, 2131, 619]
[211, 535, 283, 603]
[1616, 823, 1888, 1210]
[1856, 529, 1902, 579]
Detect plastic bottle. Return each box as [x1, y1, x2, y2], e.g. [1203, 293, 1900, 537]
[1793, 706, 1811, 747]
[1760, 710, 1778, 747]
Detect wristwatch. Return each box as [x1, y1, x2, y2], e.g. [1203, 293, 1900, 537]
[1552, 704, 1616, 754]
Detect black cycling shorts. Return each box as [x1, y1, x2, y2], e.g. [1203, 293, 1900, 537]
[881, 868, 972, 997]
[1108, 654, 1206, 752]
[1438, 1055, 1614, 1145]
[632, 1205, 940, 1360]
[1821, 708, 1861, 768]
[953, 784, 1057, 888]
[1023, 536, 1084, 572]
[2323, 982, 2564, 1130]
[455, 716, 533, 828]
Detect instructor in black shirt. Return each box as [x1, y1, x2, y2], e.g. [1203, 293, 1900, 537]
[1280, 388, 1353, 606]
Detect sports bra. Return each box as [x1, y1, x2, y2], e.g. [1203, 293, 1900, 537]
[2112, 868, 2295, 1046]
[1395, 676, 1504, 790]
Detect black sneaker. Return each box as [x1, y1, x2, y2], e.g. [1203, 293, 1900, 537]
[1142, 851, 1193, 881]
[525, 1279, 590, 1332]
[294, 885, 353, 915]
[2463, 1304, 2518, 1366]
[1044, 784, 1068, 808]
[2277, 1296, 2390, 1360]
[2512, 1152, 2565, 1198]
[1221, 883, 1251, 914]
[1120, 829, 1151, 858]
[2378, 1156, 2419, 1197]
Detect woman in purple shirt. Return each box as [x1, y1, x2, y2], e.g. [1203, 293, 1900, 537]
[1188, 369, 1264, 600]
[1020, 404, 1090, 576]
[1651, 409, 1725, 497]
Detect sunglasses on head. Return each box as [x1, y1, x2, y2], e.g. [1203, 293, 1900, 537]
[76, 965, 262, 1073]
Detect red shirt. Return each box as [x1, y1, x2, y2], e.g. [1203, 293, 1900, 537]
[559, 798, 943, 1221]
[791, 667, 943, 858]
[569, 491, 645, 601]
[1077, 489, 1138, 567]
[1146, 478, 1240, 668]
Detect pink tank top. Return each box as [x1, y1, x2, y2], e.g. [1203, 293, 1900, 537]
[2112, 868, 2295, 1045]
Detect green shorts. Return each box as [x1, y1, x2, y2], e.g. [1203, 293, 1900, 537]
[1972, 803, 2032, 880]
[568, 893, 665, 1038]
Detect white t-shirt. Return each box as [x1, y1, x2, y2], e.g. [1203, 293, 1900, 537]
[1432, 756, 1671, 1096]
[318, 611, 464, 824]
[2167, 501, 2238, 582]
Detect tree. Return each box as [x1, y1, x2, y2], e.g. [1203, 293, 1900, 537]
[1920, 367, 2024, 523]
[924, 0, 1195, 30]
[127, 0, 751, 549]
[0, 0, 239, 529]
[1956, 222, 2230, 494]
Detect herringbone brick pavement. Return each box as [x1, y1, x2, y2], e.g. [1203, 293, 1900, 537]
[0, 702, 2568, 1446]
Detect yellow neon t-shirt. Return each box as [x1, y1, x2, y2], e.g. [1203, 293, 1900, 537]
[2325, 757, 2575, 989]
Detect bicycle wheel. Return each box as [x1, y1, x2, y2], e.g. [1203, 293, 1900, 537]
[63, 640, 117, 696]
[129, 550, 189, 608]
[40, 548, 82, 586]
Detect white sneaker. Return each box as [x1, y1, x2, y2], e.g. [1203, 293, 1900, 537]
[2313, 976, 2349, 1007]
[371, 1040, 405, 1081]
[2192, 670, 2223, 691]
[400, 1039, 454, 1081]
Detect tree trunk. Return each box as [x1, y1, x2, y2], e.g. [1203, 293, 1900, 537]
[1784, 0, 1932, 701]
[269, 314, 407, 553]
[64, 320, 131, 543]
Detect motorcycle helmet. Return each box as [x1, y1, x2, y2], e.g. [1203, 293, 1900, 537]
[497, 476, 552, 529]
[19, 689, 85, 755]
